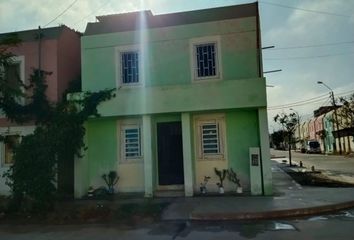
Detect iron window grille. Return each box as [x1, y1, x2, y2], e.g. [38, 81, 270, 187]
[123, 127, 141, 158]
[195, 43, 217, 78]
[121, 51, 139, 84]
[201, 123, 220, 154]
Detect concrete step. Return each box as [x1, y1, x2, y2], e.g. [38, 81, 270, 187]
[154, 190, 185, 197]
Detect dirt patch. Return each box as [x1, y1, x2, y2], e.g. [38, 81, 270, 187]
[0, 199, 170, 225]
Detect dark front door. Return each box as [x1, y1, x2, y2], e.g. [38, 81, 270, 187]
[157, 121, 184, 185]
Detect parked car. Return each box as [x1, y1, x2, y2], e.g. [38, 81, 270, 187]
[306, 140, 321, 154]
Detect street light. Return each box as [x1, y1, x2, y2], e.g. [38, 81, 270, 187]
[317, 81, 342, 154]
[290, 108, 301, 150]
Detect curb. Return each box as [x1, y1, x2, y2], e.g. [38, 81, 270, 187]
[190, 200, 354, 221]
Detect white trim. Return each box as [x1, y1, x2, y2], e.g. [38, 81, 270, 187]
[1, 134, 20, 167]
[0, 56, 26, 107]
[115, 45, 142, 88]
[118, 119, 143, 163]
[189, 36, 222, 82]
[0, 126, 35, 168]
[194, 113, 227, 160]
[11, 56, 25, 85]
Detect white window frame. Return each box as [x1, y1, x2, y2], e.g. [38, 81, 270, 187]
[0, 55, 25, 110]
[115, 45, 141, 88]
[190, 36, 222, 82]
[0, 133, 21, 167]
[195, 114, 226, 160]
[119, 119, 143, 162]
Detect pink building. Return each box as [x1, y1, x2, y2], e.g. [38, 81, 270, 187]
[309, 118, 317, 140]
[0, 25, 81, 195]
[314, 115, 325, 151]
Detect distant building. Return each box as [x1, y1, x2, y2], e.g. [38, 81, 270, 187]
[323, 111, 335, 153]
[0, 26, 81, 196]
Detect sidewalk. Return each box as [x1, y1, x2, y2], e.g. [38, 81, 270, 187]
[161, 159, 354, 221]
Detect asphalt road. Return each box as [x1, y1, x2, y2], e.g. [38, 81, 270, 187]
[271, 149, 354, 183]
[1, 210, 354, 240]
[1, 150, 353, 239]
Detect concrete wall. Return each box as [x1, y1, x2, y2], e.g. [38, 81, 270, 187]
[323, 112, 334, 153]
[57, 28, 81, 100]
[0, 27, 82, 196]
[96, 77, 266, 117]
[82, 17, 260, 92]
[4, 39, 58, 103]
[75, 109, 261, 196]
[76, 13, 271, 197]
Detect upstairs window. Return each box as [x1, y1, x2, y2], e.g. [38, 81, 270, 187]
[121, 51, 139, 84]
[0, 56, 25, 100]
[5, 63, 21, 88]
[190, 36, 221, 81]
[116, 46, 141, 87]
[196, 43, 216, 78]
[1, 56, 25, 105]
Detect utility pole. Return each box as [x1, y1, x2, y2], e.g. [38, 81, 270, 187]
[290, 108, 301, 150]
[317, 81, 342, 155]
[37, 26, 42, 71]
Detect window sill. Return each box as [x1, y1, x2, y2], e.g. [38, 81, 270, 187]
[118, 83, 142, 89]
[192, 76, 222, 83]
[119, 158, 143, 164]
[198, 155, 225, 161]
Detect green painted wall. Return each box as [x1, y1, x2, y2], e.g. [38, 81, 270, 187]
[76, 12, 272, 196]
[226, 110, 259, 184]
[96, 78, 266, 117]
[78, 110, 263, 195]
[86, 118, 117, 186]
[82, 17, 260, 91]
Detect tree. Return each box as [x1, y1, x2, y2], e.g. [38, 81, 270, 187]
[274, 112, 298, 166]
[0, 35, 114, 212]
[337, 94, 354, 134]
[270, 130, 286, 150]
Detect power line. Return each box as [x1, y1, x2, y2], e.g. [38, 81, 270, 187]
[267, 41, 354, 51]
[259, 1, 352, 18]
[267, 90, 354, 110]
[265, 51, 354, 61]
[43, 0, 80, 27]
[268, 90, 354, 110]
[268, 93, 330, 110]
[268, 95, 330, 110]
[318, 97, 332, 109]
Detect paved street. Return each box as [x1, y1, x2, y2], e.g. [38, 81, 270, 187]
[271, 149, 354, 183]
[1, 210, 354, 240]
[1, 151, 353, 239]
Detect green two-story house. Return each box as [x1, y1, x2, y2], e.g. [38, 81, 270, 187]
[75, 2, 272, 198]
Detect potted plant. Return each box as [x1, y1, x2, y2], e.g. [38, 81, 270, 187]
[102, 171, 119, 194]
[214, 168, 227, 194]
[227, 168, 242, 194]
[200, 176, 211, 194]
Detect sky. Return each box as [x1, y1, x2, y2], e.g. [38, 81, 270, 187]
[1, 0, 354, 131]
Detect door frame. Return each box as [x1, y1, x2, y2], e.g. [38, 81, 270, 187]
[154, 117, 185, 191]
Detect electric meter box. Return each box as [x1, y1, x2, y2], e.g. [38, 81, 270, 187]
[249, 147, 262, 195]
